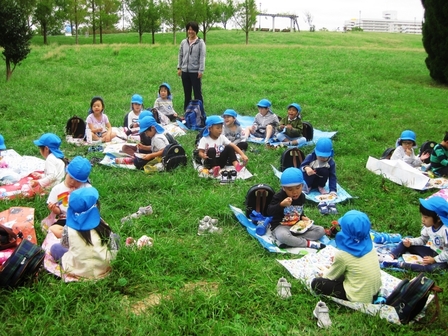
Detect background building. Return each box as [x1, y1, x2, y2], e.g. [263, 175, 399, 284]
[345, 11, 422, 34]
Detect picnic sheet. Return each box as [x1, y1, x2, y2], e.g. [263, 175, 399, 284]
[0, 149, 46, 200]
[229, 204, 323, 254]
[0, 206, 37, 244]
[366, 157, 448, 190]
[277, 245, 433, 324]
[194, 161, 253, 181]
[271, 165, 354, 204]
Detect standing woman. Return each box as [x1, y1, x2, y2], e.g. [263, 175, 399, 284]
[177, 21, 206, 112]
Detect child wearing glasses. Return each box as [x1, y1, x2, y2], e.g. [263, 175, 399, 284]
[390, 130, 429, 167]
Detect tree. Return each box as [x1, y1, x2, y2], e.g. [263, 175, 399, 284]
[0, 0, 33, 81]
[161, 0, 183, 44]
[126, 0, 161, 44]
[33, 0, 62, 45]
[217, 0, 235, 30]
[233, 0, 257, 44]
[66, 0, 89, 44]
[97, 0, 120, 43]
[421, 0, 448, 84]
[145, 0, 162, 44]
[197, 0, 221, 42]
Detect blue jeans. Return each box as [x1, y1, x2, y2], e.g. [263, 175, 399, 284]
[50, 244, 68, 262]
[391, 242, 448, 272]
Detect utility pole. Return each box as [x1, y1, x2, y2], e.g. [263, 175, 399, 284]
[259, 2, 261, 30]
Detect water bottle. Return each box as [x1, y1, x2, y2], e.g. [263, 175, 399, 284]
[85, 128, 93, 143]
[256, 216, 272, 236]
[372, 231, 402, 244]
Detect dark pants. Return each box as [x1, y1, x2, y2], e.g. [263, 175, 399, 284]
[50, 244, 68, 262]
[432, 165, 448, 177]
[311, 276, 348, 301]
[181, 71, 203, 111]
[391, 242, 447, 272]
[204, 145, 238, 169]
[237, 142, 248, 151]
[304, 167, 330, 189]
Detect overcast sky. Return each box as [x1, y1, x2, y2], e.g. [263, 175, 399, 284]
[256, 0, 425, 30]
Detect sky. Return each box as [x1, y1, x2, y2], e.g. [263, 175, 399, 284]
[256, 0, 425, 31]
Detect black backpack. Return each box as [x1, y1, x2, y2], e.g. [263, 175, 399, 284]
[385, 273, 443, 324]
[162, 143, 187, 171]
[192, 127, 206, 165]
[419, 140, 437, 164]
[280, 148, 305, 172]
[184, 100, 206, 130]
[0, 224, 17, 251]
[65, 116, 86, 139]
[245, 184, 275, 217]
[380, 147, 395, 160]
[302, 121, 314, 142]
[0, 239, 45, 288]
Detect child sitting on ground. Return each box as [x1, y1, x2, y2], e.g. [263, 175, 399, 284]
[86, 96, 116, 142]
[222, 109, 248, 151]
[198, 115, 249, 177]
[134, 116, 169, 170]
[50, 187, 116, 280]
[300, 138, 337, 195]
[311, 210, 381, 303]
[121, 110, 153, 157]
[245, 99, 279, 144]
[123, 94, 144, 135]
[381, 196, 448, 273]
[45, 156, 92, 238]
[390, 130, 429, 167]
[430, 131, 448, 177]
[31, 133, 67, 189]
[276, 103, 307, 146]
[154, 83, 178, 122]
[266, 167, 325, 249]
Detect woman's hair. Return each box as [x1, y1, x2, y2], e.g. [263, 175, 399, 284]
[419, 203, 440, 223]
[186, 21, 199, 34]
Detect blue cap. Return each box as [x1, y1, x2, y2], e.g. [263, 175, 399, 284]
[256, 99, 271, 108]
[315, 138, 333, 157]
[335, 210, 373, 258]
[222, 109, 237, 118]
[287, 103, 302, 113]
[67, 187, 101, 231]
[420, 197, 448, 226]
[159, 83, 172, 99]
[203, 115, 224, 137]
[139, 116, 165, 134]
[33, 133, 64, 159]
[139, 110, 153, 121]
[0, 134, 5, 150]
[131, 94, 143, 105]
[399, 130, 416, 146]
[280, 167, 304, 187]
[66, 156, 92, 183]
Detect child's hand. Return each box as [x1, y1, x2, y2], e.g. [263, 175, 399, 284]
[422, 256, 435, 265]
[280, 197, 293, 207]
[29, 180, 39, 188]
[304, 167, 315, 176]
[402, 238, 411, 247]
[420, 152, 430, 161]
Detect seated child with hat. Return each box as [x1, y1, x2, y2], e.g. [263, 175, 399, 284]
[311, 210, 381, 303]
[50, 187, 115, 280]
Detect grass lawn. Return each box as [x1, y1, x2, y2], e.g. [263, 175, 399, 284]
[1, 30, 447, 335]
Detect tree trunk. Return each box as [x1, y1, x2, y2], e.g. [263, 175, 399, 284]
[152, 31, 155, 44]
[6, 59, 12, 81]
[245, 30, 249, 44]
[43, 24, 48, 45]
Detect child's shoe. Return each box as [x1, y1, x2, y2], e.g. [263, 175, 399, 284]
[313, 301, 332, 328]
[318, 202, 329, 215]
[381, 260, 400, 268]
[307, 241, 326, 250]
[377, 253, 394, 263]
[136, 235, 153, 249]
[327, 203, 338, 215]
[276, 277, 292, 299]
[212, 166, 221, 177]
[197, 220, 210, 235]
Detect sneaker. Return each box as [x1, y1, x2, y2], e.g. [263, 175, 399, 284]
[212, 166, 221, 177]
[308, 241, 326, 249]
[327, 203, 338, 215]
[276, 277, 292, 299]
[381, 260, 400, 268]
[197, 221, 210, 235]
[313, 301, 332, 328]
[318, 202, 329, 215]
[208, 225, 223, 234]
[138, 205, 153, 215]
[377, 253, 394, 263]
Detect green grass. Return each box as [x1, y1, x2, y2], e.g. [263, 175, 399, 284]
[1, 30, 447, 335]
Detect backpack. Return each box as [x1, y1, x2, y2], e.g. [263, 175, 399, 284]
[302, 121, 314, 142]
[245, 184, 275, 217]
[65, 116, 86, 139]
[0, 239, 45, 288]
[280, 148, 305, 172]
[385, 273, 443, 324]
[162, 143, 187, 171]
[380, 147, 395, 160]
[0, 224, 17, 251]
[184, 99, 206, 130]
[419, 140, 437, 164]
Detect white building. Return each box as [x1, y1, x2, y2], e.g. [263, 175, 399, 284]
[344, 11, 422, 34]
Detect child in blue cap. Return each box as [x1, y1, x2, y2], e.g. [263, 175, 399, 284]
[45, 156, 93, 238]
[50, 187, 115, 279]
[134, 116, 170, 170]
[390, 130, 429, 167]
[154, 83, 178, 122]
[198, 115, 249, 177]
[276, 103, 307, 146]
[123, 94, 144, 134]
[266, 167, 325, 249]
[222, 109, 248, 151]
[245, 99, 279, 144]
[311, 210, 381, 303]
[31, 133, 66, 189]
[381, 196, 448, 272]
[300, 138, 337, 195]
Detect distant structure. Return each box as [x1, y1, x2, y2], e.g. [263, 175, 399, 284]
[344, 11, 422, 34]
[256, 13, 300, 32]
